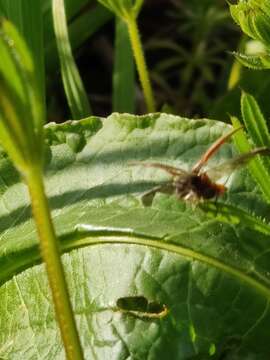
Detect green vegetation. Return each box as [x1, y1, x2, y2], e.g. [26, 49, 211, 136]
[0, 1, 270, 359]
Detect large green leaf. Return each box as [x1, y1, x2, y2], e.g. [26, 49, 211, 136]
[1, 114, 270, 359]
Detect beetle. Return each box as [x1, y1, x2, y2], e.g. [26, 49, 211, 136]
[131, 127, 270, 205]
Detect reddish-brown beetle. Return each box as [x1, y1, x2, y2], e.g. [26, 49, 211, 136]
[132, 127, 270, 205]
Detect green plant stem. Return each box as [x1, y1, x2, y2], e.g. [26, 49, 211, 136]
[126, 15, 156, 112]
[26, 166, 84, 360]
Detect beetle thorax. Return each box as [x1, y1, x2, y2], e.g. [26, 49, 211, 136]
[173, 173, 225, 201]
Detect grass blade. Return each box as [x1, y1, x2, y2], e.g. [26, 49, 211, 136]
[113, 17, 135, 113]
[45, 4, 112, 73]
[52, 0, 92, 118]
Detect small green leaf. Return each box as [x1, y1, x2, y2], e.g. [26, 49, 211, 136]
[231, 116, 270, 203]
[241, 92, 270, 174]
[241, 92, 270, 148]
[232, 51, 270, 69]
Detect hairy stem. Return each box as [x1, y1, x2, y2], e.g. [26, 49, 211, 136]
[27, 166, 84, 360]
[126, 14, 156, 112]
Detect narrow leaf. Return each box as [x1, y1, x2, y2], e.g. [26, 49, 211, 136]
[52, 0, 92, 118]
[231, 116, 270, 203]
[0, 0, 46, 120]
[232, 51, 270, 70]
[113, 17, 135, 113]
[241, 92, 270, 175]
[45, 3, 112, 73]
[0, 19, 43, 170]
[241, 92, 270, 147]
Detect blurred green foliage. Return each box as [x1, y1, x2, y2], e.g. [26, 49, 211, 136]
[0, 0, 270, 127]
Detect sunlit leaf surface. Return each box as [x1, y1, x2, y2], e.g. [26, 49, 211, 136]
[0, 114, 270, 359]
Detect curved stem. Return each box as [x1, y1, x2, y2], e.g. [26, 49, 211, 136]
[26, 166, 84, 360]
[126, 14, 156, 112]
